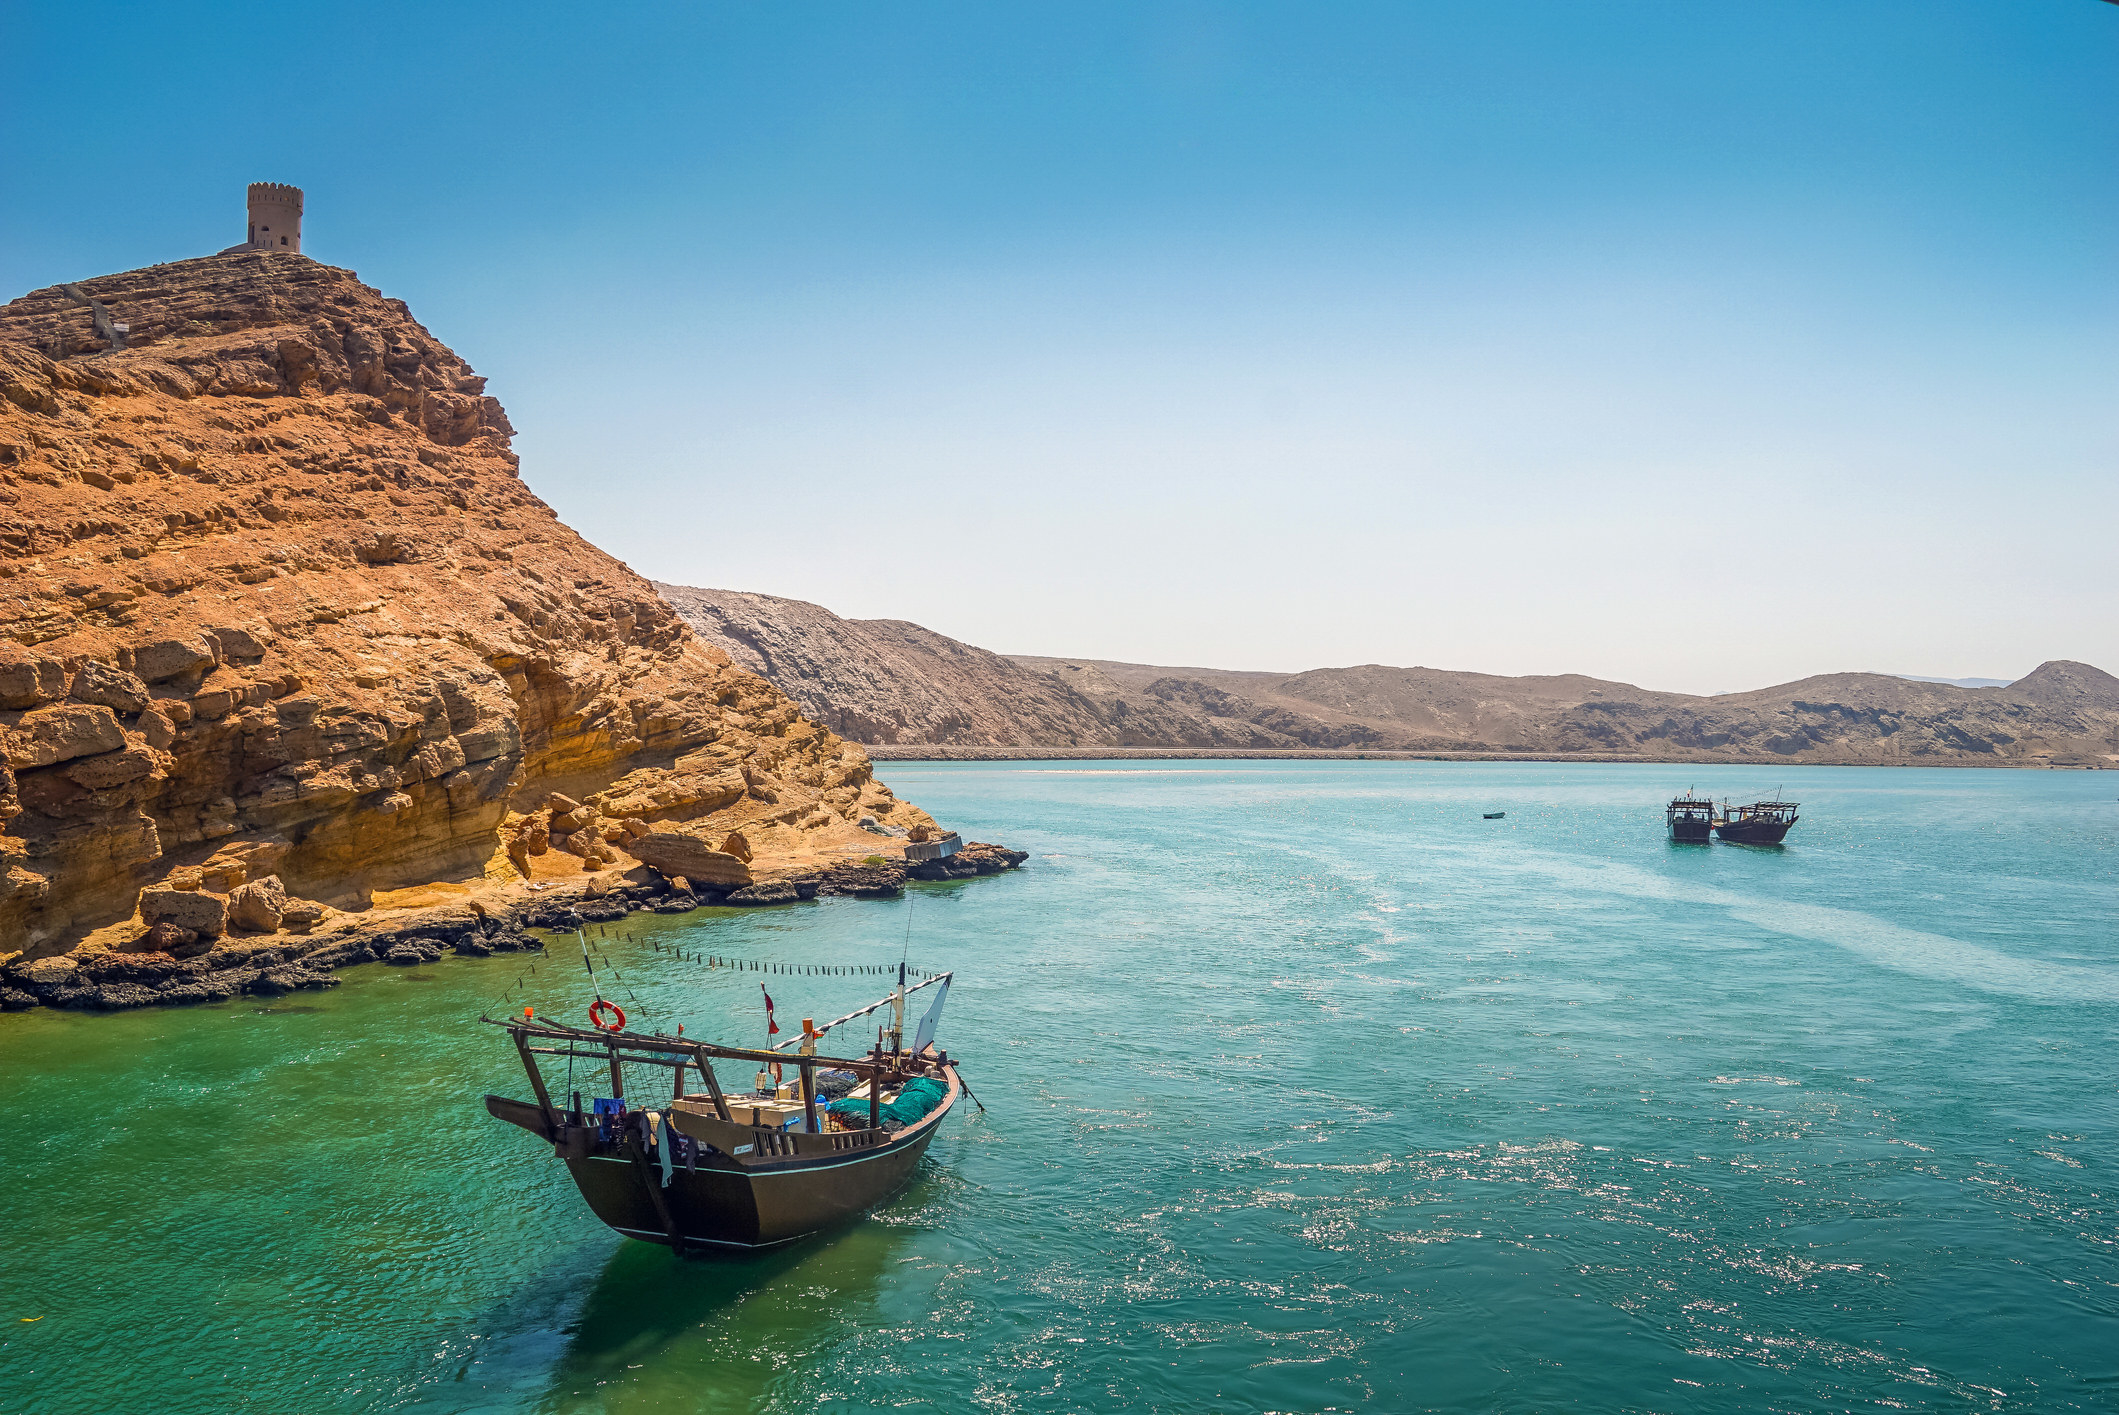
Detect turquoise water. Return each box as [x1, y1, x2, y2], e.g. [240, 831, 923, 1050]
[3, 762, 2116, 1413]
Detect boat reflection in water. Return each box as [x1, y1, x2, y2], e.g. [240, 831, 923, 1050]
[486, 963, 965, 1253]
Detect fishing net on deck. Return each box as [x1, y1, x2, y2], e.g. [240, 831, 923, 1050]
[825, 1076, 949, 1132]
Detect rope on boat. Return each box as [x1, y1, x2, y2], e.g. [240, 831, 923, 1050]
[484, 954, 545, 1022]
[651, 955, 935, 979]
[557, 926, 946, 987]
[520, 926, 944, 1039]
[768, 971, 953, 1052]
[585, 937, 645, 1009]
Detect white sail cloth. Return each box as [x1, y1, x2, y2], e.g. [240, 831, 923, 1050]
[912, 978, 950, 1053]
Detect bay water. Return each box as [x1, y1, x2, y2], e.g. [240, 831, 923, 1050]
[2, 762, 2115, 1412]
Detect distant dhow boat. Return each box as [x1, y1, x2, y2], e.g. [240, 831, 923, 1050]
[1715, 795, 1800, 845]
[485, 965, 965, 1252]
[1666, 791, 1716, 844]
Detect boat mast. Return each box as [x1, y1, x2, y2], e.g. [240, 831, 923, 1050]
[889, 959, 906, 1056]
[891, 885, 913, 1055]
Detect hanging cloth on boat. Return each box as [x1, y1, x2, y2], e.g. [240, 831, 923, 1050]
[647, 1112, 674, 1188]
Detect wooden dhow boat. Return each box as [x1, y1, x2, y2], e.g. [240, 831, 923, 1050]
[485, 966, 967, 1253]
[1715, 795, 1800, 845]
[1666, 791, 1716, 843]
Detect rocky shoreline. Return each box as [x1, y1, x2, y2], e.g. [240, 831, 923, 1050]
[0, 843, 1025, 1014]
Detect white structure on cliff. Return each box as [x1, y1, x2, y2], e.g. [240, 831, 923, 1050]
[246, 183, 303, 253]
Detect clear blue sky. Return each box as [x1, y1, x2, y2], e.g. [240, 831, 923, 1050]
[6, 2, 2113, 692]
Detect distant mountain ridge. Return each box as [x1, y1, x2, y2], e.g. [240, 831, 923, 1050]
[658, 585, 2119, 767]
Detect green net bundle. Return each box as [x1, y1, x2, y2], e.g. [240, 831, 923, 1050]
[825, 1076, 949, 1131]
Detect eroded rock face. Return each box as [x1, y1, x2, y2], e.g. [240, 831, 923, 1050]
[0, 251, 935, 954]
[228, 874, 287, 933]
[5, 704, 128, 769]
[138, 886, 228, 938]
[625, 830, 753, 888]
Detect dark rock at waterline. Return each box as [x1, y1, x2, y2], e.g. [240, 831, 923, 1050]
[201, 944, 291, 973]
[187, 969, 257, 1001]
[1, 841, 1023, 1013]
[148, 970, 256, 1005]
[819, 861, 906, 898]
[724, 880, 801, 907]
[248, 965, 340, 996]
[3, 954, 80, 992]
[816, 840, 1028, 893]
[76, 950, 201, 985]
[905, 841, 1030, 881]
[298, 938, 374, 971]
[89, 982, 165, 1010]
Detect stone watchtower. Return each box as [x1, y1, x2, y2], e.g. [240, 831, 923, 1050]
[246, 183, 303, 253]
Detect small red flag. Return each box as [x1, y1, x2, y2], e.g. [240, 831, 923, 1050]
[761, 983, 780, 1035]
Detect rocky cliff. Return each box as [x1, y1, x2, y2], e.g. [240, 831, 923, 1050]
[0, 252, 942, 962]
[663, 586, 2119, 766]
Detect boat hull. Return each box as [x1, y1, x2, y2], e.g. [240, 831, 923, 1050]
[487, 1063, 960, 1252]
[561, 1119, 943, 1249]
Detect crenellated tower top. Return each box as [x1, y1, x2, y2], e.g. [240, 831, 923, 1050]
[246, 183, 304, 253]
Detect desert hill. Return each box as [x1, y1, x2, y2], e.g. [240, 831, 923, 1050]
[652, 585, 1281, 749]
[0, 252, 938, 958]
[664, 587, 2119, 767]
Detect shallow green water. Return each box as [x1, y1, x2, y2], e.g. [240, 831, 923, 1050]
[4, 762, 2116, 1413]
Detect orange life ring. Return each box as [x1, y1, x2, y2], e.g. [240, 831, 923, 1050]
[589, 999, 626, 1032]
